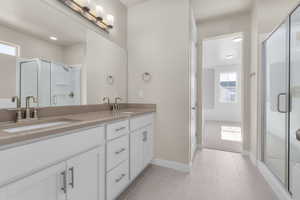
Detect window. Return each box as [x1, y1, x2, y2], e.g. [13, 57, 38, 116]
[219, 72, 237, 103]
[221, 126, 242, 142]
[0, 41, 19, 57]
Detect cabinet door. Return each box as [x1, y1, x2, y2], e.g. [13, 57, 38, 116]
[130, 130, 144, 180]
[142, 125, 153, 168]
[67, 147, 104, 200]
[0, 162, 66, 200]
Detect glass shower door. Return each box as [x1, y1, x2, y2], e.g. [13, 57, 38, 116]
[264, 20, 289, 184]
[289, 6, 300, 198]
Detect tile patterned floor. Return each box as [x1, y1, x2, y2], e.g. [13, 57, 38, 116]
[118, 149, 278, 200]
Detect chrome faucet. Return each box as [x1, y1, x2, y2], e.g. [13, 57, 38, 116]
[113, 97, 122, 112]
[103, 97, 110, 104]
[11, 96, 22, 121]
[25, 96, 38, 119]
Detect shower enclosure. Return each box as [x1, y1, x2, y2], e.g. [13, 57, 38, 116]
[17, 58, 81, 107]
[263, 5, 300, 197]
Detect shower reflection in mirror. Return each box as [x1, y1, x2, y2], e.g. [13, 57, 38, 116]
[17, 59, 81, 107]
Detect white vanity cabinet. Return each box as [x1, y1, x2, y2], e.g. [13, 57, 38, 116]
[130, 114, 154, 180]
[0, 162, 66, 200]
[0, 126, 105, 200]
[65, 147, 105, 200]
[0, 147, 104, 200]
[0, 113, 154, 200]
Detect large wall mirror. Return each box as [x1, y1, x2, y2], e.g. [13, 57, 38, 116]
[0, 0, 127, 109]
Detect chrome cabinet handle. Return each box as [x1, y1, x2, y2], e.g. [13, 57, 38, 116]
[68, 167, 74, 188]
[142, 131, 148, 142]
[115, 174, 126, 183]
[115, 127, 126, 132]
[296, 129, 300, 141]
[60, 171, 67, 194]
[115, 148, 126, 155]
[277, 93, 287, 113]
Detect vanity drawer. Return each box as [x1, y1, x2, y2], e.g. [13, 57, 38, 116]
[107, 120, 129, 140]
[107, 160, 129, 200]
[107, 135, 129, 171]
[130, 114, 154, 131]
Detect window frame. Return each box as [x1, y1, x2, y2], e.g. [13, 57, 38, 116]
[218, 71, 238, 104]
[0, 40, 20, 57]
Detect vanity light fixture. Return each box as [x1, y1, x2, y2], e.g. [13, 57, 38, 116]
[59, 0, 114, 32]
[106, 15, 114, 27]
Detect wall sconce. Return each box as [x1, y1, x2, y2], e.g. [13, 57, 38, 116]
[59, 0, 114, 32]
[142, 72, 151, 82]
[106, 75, 114, 85]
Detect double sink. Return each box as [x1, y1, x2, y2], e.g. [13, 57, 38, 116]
[2, 118, 78, 133]
[1, 111, 135, 134]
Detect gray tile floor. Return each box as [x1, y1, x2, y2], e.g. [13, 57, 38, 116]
[118, 149, 278, 200]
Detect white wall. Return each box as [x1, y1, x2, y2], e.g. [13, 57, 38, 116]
[204, 65, 241, 122]
[86, 30, 127, 105]
[63, 43, 86, 66]
[0, 25, 64, 62]
[128, 0, 191, 164]
[0, 54, 17, 98]
[203, 68, 215, 109]
[197, 12, 251, 150]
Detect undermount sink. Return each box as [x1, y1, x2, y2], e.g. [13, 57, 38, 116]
[2, 119, 78, 133]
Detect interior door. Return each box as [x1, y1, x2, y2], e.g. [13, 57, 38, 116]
[190, 41, 198, 159]
[0, 162, 66, 200]
[66, 148, 102, 200]
[263, 19, 289, 184]
[289, 6, 300, 198]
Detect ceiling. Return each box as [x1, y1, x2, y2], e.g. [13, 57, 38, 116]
[120, 0, 253, 21]
[203, 34, 242, 69]
[0, 0, 87, 46]
[191, 0, 253, 21]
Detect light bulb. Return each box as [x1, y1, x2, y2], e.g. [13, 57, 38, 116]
[82, 0, 90, 8]
[96, 5, 104, 18]
[106, 14, 114, 26]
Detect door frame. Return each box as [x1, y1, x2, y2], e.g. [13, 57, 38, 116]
[190, 40, 198, 161]
[200, 32, 247, 153]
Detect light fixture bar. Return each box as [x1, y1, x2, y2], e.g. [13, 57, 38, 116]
[58, 0, 113, 33]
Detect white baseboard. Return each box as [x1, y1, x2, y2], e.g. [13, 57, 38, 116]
[197, 144, 203, 150]
[249, 153, 257, 167]
[257, 161, 292, 200]
[151, 159, 191, 173]
[242, 150, 249, 156]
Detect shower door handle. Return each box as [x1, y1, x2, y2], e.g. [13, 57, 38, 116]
[277, 93, 287, 113]
[296, 129, 300, 141]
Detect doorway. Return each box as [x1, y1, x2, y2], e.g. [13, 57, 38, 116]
[202, 33, 244, 153]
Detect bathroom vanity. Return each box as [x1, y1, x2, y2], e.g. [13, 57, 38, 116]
[0, 1, 154, 199]
[0, 108, 155, 200]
